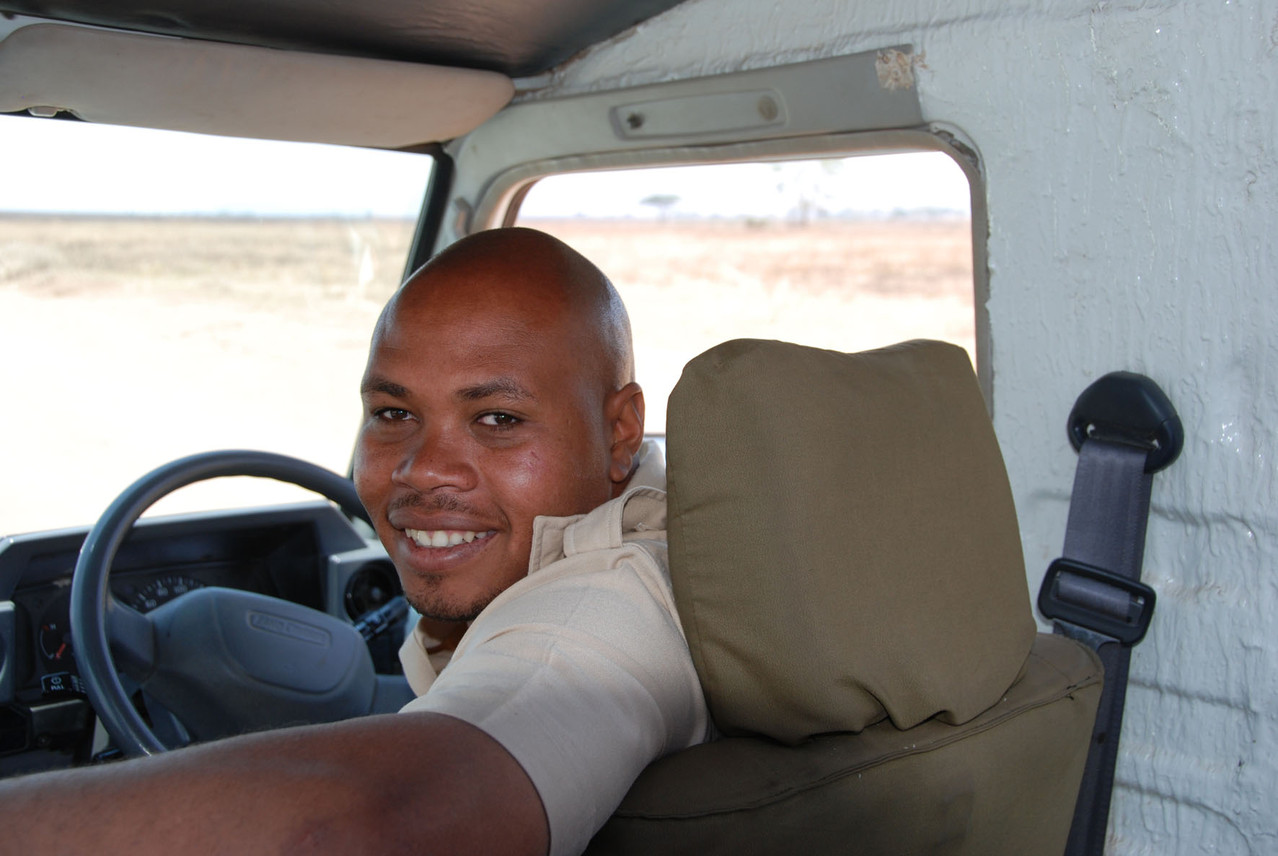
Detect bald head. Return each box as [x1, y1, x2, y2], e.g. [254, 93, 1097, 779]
[377, 228, 634, 391]
[354, 228, 647, 619]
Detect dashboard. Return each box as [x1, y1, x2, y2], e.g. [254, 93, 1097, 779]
[0, 501, 404, 777]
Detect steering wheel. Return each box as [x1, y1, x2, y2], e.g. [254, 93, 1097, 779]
[69, 450, 381, 757]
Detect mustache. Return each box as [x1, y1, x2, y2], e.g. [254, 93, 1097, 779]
[387, 491, 483, 517]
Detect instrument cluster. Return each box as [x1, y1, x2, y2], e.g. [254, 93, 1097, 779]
[13, 562, 273, 699]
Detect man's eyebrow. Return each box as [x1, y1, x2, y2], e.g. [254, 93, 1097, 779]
[360, 376, 409, 397]
[458, 377, 536, 402]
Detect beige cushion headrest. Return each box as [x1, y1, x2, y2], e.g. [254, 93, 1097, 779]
[666, 339, 1035, 744]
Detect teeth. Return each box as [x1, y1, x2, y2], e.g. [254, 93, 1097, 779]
[405, 529, 494, 549]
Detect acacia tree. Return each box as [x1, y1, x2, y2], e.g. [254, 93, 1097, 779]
[641, 193, 680, 221]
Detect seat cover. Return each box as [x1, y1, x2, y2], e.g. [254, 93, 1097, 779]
[665, 338, 1036, 742]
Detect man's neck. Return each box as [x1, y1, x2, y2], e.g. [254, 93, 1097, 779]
[418, 616, 469, 653]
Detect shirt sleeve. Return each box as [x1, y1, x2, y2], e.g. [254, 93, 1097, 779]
[399, 540, 707, 856]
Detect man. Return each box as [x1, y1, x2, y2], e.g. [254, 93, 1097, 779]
[0, 228, 710, 855]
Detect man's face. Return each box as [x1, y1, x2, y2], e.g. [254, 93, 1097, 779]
[353, 285, 617, 621]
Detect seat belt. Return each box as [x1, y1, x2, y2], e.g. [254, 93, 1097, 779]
[1037, 371, 1183, 856]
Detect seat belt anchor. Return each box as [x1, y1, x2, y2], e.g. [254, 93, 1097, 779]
[1067, 371, 1184, 473]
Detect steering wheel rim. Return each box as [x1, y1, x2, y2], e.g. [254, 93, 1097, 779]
[68, 450, 371, 757]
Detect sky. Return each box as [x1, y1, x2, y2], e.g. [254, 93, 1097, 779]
[1, 113, 970, 219]
[1, 115, 433, 217]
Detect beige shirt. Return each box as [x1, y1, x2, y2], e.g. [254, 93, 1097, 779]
[399, 442, 710, 856]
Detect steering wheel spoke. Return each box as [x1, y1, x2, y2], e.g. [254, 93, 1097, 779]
[106, 596, 157, 681]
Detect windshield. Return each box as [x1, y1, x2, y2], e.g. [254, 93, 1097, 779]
[0, 116, 434, 535]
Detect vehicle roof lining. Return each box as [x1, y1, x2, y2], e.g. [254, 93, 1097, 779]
[0, 0, 692, 77]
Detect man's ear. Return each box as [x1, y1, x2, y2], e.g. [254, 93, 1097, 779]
[606, 382, 645, 488]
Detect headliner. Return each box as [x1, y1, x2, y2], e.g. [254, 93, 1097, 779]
[0, 0, 692, 77]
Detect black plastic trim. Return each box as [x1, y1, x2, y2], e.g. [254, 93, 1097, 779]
[1039, 558, 1156, 646]
[1067, 371, 1184, 472]
[404, 144, 455, 277]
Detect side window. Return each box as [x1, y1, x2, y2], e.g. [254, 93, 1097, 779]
[0, 115, 433, 533]
[514, 152, 974, 433]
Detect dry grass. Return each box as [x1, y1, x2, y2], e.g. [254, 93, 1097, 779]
[0, 216, 972, 534]
[0, 215, 414, 307]
[527, 218, 973, 300]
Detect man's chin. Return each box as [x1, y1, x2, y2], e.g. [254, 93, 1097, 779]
[404, 586, 497, 623]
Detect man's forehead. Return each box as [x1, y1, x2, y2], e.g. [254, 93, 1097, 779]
[395, 257, 576, 315]
[367, 328, 543, 380]
[377, 303, 537, 349]
[378, 275, 583, 347]
[363, 309, 582, 400]
[372, 279, 601, 377]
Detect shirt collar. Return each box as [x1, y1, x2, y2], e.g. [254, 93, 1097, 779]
[527, 440, 667, 574]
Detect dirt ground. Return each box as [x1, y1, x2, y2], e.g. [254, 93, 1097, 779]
[0, 216, 972, 535]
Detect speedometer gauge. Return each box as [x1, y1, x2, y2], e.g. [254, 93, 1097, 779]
[130, 575, 205, 613]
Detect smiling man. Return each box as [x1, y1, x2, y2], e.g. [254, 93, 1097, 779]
[355, 227, 710, 853]
[0, 228, 709, 856]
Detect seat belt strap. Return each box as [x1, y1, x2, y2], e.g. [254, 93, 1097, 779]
[1063, 441, 1153, 575]
[1037, 371, 1182, 856]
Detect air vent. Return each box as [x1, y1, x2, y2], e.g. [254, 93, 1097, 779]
[343, 561, 401, 620]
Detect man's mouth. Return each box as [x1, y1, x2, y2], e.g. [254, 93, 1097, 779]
[404, 528, 497, 549]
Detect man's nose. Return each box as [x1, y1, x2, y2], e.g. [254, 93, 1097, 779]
[392, 426, 478, 492]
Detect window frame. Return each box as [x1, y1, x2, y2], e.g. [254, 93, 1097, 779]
[472, 127, 992, 405]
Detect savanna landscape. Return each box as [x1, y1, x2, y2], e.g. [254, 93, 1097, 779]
[0, 216, 972, 535]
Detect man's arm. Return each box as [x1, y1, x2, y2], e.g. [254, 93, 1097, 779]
[0, 712, 549, 855]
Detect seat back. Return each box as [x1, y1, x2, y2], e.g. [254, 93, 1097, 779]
[587, 339, 1102, 855]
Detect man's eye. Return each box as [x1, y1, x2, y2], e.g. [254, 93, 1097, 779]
[373, 407, 412, 421]
[477, 412, 521, 429]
